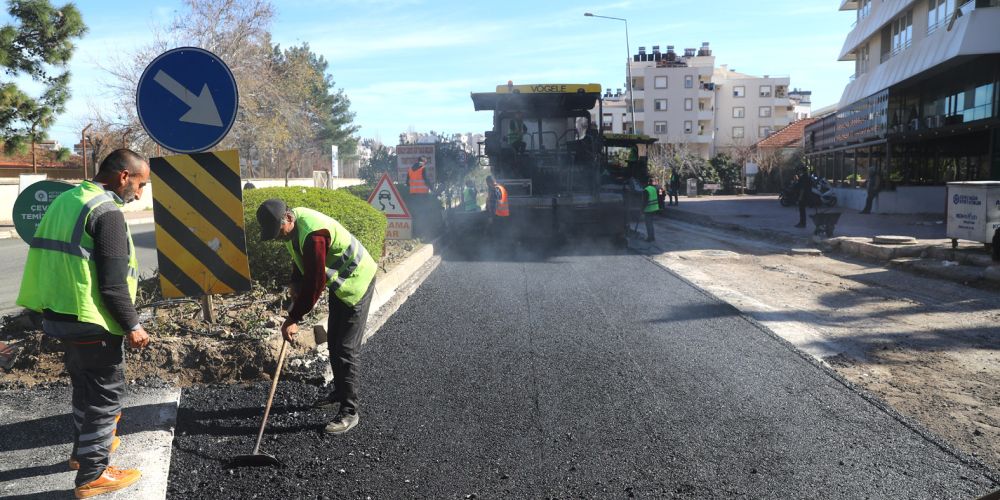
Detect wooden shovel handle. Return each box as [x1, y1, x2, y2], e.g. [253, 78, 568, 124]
[251, 339, 288, 456]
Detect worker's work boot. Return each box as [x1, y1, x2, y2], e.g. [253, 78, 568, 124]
[69, 436, 119, 470]
[73, 466, 141, 498]
[324, 410, 359, 435]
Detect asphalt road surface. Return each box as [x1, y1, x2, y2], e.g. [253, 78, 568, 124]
[0, 224, 158, 316]
[167, 241, 998, 499]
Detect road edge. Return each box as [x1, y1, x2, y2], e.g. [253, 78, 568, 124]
[636, 246, 1000, 486]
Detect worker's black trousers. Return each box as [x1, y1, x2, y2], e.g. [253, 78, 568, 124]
[62, 332, 125, 486]
[644, 211, 657, 241]
[329, 279, 375, 414]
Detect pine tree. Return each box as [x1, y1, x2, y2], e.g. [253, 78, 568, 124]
[0, 0, 87, 169]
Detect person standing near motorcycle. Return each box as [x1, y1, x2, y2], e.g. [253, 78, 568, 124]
[794, 166, 813, 228]
[860, 164, 880, 214]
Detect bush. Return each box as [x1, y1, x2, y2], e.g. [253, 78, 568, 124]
[242, 186, 387, 288]
[343, 183, 373, 201]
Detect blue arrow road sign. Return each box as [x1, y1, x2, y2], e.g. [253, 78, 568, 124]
[136, 47, 238, 153]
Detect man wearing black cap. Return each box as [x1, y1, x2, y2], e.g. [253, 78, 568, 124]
[256, 199, 377, 435]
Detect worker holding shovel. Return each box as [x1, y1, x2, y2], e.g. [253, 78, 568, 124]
[256, 199, 377, 435]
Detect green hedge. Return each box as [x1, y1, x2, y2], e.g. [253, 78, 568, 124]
[343, 183, 373, 201]
[242, 186, 387, 287]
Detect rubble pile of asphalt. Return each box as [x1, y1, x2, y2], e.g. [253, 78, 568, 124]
[167, 241, 998, 498]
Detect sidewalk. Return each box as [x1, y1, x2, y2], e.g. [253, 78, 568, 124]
[662, 194, 1000, 285]
[0, 210, 155, 240]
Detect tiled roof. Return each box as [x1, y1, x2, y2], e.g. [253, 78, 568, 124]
[753, 118, 817, 150]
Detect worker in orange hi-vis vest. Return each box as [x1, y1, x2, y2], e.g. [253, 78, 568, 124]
[407, 156, 430, 195]
[486, 175, 509, 217]
[485, 175, 509, 239]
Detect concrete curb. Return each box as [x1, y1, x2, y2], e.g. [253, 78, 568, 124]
[311, 236, 444, 371]
[371, 240, 438, 314]
[0, 386, 181, 499]
[664, 208, 1000, 287]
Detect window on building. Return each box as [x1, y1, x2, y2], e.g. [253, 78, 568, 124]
[684, 98, 693, 111]
[759, 85, 772, 98]
[602, 113, 613, 129]
[654, 121, 668, 134]
[631, 77, 645, 91]
[732, 107, 745, 118]
[759, 106, 772, 117]
[856, 44, 870, 75]
[655, 99, 668, 111]
[939, 82, 996, 122]
[928, 0, 955, 34]
[891, 9, 913, 56]
[732, 126, 744, 139]
[684, 75, 694, 88]
[733, 86, 745, 98]
[759, 126, 772, 138]
[654, 76, 667, 89]
[858, 0, 872, 20]
[684, 120, 693, 134]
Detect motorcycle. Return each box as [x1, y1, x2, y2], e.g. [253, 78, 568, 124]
[779, 174, 837, 208]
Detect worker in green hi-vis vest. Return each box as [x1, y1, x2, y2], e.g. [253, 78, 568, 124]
[643, 178, 660, 242]
[17, 149, 150, 498]
[256, 199, 377, 435]
[462, 179, 478, 212]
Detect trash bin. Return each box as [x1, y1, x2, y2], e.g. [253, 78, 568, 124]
[946, 181, 1000, 247]
[686, 178, 698, 198]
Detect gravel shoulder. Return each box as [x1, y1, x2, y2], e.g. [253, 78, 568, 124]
[648, 217, 1000, 473]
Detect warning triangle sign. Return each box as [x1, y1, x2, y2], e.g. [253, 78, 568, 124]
[366, 173, 410, 218]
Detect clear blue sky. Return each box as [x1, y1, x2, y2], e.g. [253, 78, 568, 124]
[13, 0, 854, 149]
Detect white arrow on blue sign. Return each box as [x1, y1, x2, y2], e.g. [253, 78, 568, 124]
[136, 47, 238, 154]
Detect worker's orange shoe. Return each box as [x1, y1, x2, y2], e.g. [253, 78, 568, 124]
[73, 466, 141, 498]
[68, 436, 120, 470]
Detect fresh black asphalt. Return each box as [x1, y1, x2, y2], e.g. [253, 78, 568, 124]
[166, 242, 999, 499]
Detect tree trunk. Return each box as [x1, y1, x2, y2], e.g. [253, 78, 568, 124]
[31, 140, 37, 174]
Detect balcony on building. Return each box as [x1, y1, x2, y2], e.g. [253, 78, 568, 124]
[698, 80, 715, 99]
[840, 0, 1000, 108]
[697, 100, 714, 121]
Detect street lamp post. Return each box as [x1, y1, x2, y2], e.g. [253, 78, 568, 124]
[585, 12, 636, 134]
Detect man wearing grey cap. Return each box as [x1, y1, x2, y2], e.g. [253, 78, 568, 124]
[255, 199, 377, 434]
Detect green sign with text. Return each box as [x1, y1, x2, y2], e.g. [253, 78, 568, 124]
[12, 180, 74, 243]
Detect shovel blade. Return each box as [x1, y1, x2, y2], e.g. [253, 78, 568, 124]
[229, 453, 281, 467]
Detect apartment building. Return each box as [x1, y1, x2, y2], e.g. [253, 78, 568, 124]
[805, 0, 1000, 213]
[594, 43, 804, 159]
[713, 65, 793, 152]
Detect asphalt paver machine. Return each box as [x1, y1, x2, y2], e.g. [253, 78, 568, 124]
[471, 83, 648, 241]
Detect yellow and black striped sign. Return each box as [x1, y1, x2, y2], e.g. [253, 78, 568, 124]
[150, 150, 251, 298]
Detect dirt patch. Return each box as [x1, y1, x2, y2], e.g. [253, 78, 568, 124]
[1, 238, 426, 388]
[0, 308, 324, 388]
[835, 347, 1000, 472]
[653, 218, 1000, 473]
